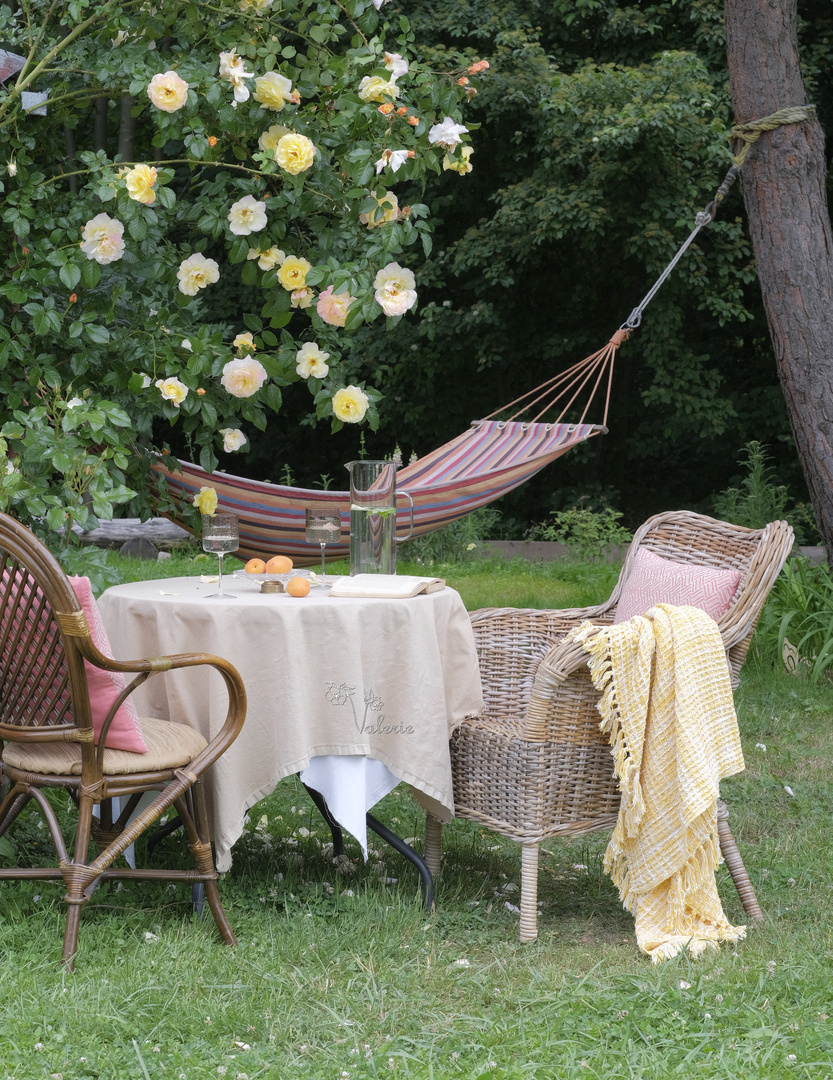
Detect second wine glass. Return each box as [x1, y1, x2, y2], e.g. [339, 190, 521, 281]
[305, 509, 341, 581]
[201, 513, 239, 598]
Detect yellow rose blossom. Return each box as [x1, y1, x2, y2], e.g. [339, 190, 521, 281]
[155, 376, 188, 406]
[442, 146, 474, 175]
[193, 487, 218, 515]
[274, 133, 316, 175]
[277, 255, 311, 291]
[247, 245, 285, 270]
[332, 385, 369, 424]
[358, 76, 399, 103]
[147, 70, 189, 112]
[360, 191, 399, 228]
[258, 124, 290, 153]
[253, 71, 294, 111]
[124, 163, 158, 204]
[290, 287, 314, 309]
[233, 331, 256, 354]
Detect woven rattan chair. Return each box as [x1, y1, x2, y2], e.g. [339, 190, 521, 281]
[0, 512, 247, 967]
[426, 511, 794, 942]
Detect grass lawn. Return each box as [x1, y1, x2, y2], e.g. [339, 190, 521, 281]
[0, 550, 831, 1078]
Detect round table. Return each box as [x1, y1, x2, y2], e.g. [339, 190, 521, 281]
[97, 575, 484, 870]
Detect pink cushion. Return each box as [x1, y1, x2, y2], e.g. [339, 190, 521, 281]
[613, 548, 742, 625]
[68, 577, 148, 753]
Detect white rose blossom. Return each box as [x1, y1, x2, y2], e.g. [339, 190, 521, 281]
[147, 70, 189, 112]
[155, 376, 188, 406]
[220, 428, 248, 452]
[219, 49, 253, 103]
[373, 262, 417, 317]
[177, 252, 220, 295]
[228, 195, 268, 236]
[221, 357, 268, 398]
[428, 116, 469, 151]
[80, 213, 125, 264]
[375, 148, 409, 175]
[295, 342, 330, 379]
[384, 53, 409, 79]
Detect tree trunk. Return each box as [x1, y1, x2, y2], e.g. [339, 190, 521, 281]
[117, 95, 136, 161]
[724, 0, 833, 561]
[94, 96, 108, 152]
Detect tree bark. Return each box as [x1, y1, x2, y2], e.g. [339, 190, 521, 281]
[724, 0, 833, 561]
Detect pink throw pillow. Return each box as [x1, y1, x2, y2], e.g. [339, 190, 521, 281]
[68, 576, 148, 753]
[613, 548, 742, 625]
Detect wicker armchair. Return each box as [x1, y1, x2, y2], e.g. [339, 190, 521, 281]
[0, 513, 247, 968]
[426, 511, 794, 942]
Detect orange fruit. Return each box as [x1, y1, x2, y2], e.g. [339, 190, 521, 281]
[265, 555, 293, 574]
[286, 576, 311, 597]
[244, 558, 266, 574]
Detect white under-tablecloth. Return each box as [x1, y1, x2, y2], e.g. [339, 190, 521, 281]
[97, 576, 484, 870]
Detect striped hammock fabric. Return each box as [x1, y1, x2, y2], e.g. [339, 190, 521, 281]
[153, 419, 604, 563]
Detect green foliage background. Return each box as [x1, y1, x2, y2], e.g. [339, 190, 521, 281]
[3, 0, 833, 544]
[261, 0, 831, 531]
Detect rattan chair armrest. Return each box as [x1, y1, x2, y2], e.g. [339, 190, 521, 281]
[74, 639, 247, 772]
[469, 601, 616, 630]
[715, 520, 795, 647]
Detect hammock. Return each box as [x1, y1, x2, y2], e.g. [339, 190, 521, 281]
[154, 331, 625, 563]
[155, 147, 758, 564]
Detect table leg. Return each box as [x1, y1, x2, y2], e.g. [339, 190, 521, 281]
[147, 814, 206, 917]
[303, 785, 434, 909]
[365, 813, 434, 911]
[302, 783, 344, 856]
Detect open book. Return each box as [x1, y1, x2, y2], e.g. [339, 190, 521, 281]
[328, 574, 446, 599]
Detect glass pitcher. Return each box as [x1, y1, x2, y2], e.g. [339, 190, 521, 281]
[345, 460, 414, 575]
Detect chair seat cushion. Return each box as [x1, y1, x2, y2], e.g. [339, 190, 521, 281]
[1, 716, 207, 776]
[613, 548, 741, 625]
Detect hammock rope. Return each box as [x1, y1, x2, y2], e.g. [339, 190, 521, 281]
[729, 104, 816, 167]
[621, 104, 816, 332]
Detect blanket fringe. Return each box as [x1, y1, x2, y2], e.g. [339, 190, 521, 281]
[571, 620, 646, 828]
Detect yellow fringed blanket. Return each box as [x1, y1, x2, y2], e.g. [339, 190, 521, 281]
[569, 603, 747, 962]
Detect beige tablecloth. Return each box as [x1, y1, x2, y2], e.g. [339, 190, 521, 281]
[98, 576, 484, 870]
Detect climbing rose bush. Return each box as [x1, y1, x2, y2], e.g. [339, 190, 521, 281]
[0, 0, 483, 559]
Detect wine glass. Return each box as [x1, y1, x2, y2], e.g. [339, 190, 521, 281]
[305, 508, 342, 581]
[201, 513, 239, 598]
